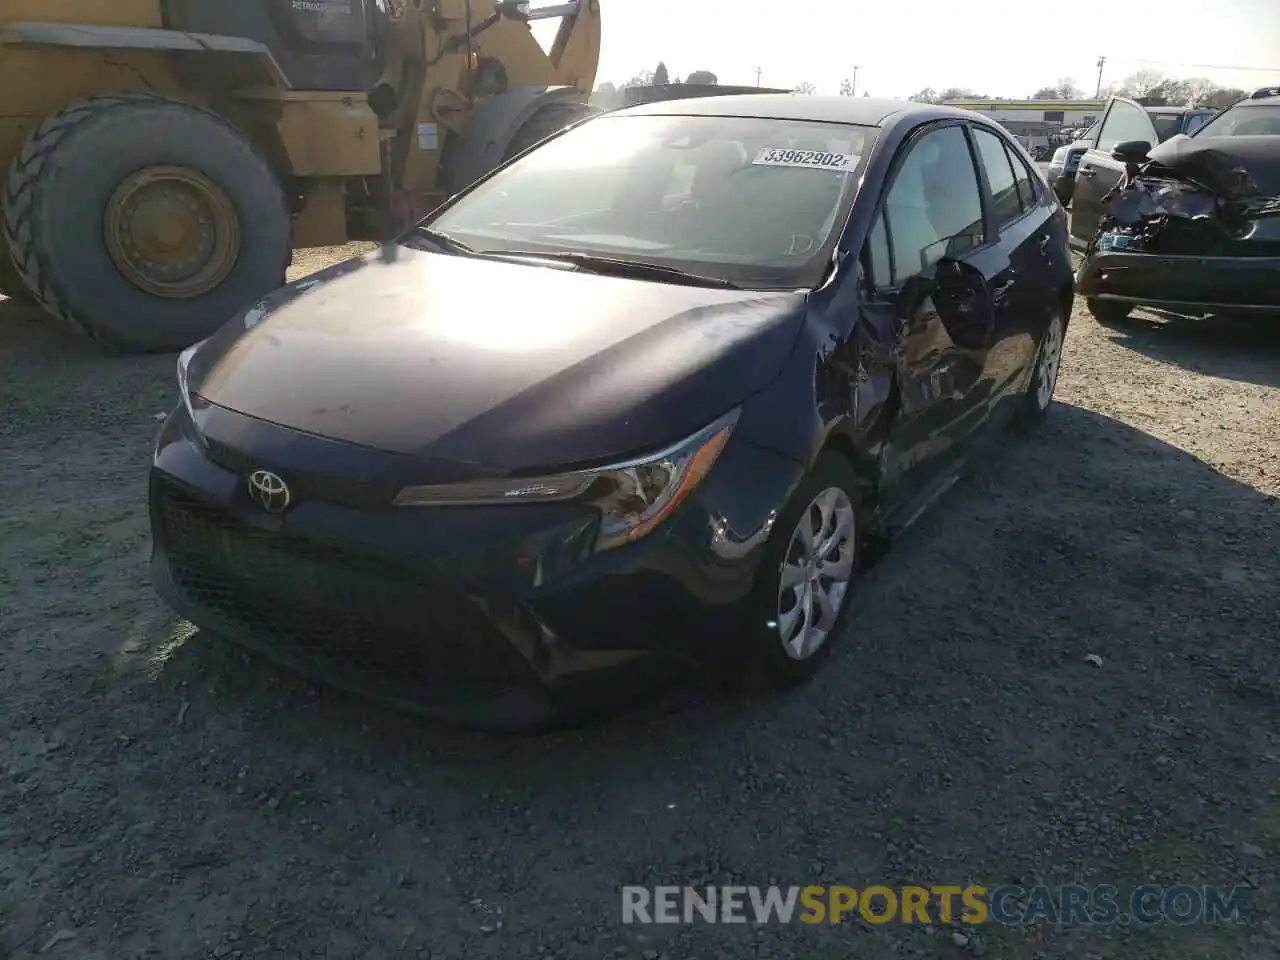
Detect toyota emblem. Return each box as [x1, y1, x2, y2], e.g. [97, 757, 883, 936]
[247, 469, 292, 513]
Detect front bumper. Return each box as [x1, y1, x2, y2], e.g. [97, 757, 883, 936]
[148, 403, 802, 729]
[1075, 251, 1280, 315]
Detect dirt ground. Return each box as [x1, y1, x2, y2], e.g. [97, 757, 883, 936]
[1, 243, 1277, 960]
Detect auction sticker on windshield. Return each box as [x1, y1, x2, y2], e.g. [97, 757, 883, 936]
[753, 148, 859, 171]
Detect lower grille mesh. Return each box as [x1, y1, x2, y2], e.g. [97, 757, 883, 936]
[156, 483, 536, 695]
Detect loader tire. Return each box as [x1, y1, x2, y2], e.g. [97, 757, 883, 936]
[502, 100, 598, 161]
[2, 91, 291, 354]
[0, 260, 34, 304]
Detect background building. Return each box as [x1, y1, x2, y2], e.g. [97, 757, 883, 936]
[943, 98, 1105, 128]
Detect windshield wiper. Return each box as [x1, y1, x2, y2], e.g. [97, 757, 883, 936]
[477, 250, 743, 289]
[412, 227, 475, 254]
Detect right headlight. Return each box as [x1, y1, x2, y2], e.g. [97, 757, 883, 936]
[393, 409, 740, 552]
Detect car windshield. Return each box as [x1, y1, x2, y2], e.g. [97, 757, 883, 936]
[424, 114, 879, 289]
[1193, 103, 1280, 137]
[1149, 113, 1187, 142]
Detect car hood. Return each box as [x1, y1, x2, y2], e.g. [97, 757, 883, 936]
[187, 244, 808, 472]
[1147, 135, 1280, 197]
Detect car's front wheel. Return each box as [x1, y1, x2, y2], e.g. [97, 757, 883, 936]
[746, 453, 861, 688]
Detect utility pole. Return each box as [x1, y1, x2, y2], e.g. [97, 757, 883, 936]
[851, 65, 859, 97]
[755, 66, 762, 87]
[1095, 56, 1106, 97]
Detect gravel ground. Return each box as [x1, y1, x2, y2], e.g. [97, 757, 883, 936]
[1, 244, 1278, 960]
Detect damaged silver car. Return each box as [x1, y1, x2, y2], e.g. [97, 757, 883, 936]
[1074, 87, 1280, 325]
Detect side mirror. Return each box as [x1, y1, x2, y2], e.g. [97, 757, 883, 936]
[894, 273, 935, 319]
[1111, 140, 1151, 164]
[933, 258, 995, 350]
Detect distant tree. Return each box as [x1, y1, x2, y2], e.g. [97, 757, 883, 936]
[1144, 78, 1191, 105]
[591, 80, 621, 109]
[653, 61, 669, 85]
[1201, 86, 1246, 109]
[862, 91, 870, 97]
[908, 86, 939, 103]
[792, 81, 817, 95]
[839, 78, 855, 96]
[626, 68, 654, 87]
[1181, 77, 1218, 106]
[1032, 77, 1080, 99]
[686, 70, 718, 85]
[937, 87, 976, 101]
[1122, 69, 1166, 99]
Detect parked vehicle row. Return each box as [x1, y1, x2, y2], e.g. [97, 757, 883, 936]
[1046, 123, 1098, 205]
[1047, 104, 1218, 207]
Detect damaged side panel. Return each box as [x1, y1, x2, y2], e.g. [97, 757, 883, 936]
[737, 256, 900, 523]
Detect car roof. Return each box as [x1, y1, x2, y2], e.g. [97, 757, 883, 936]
[609, 94, 981, 128]
[1234, 94, 1280, 106]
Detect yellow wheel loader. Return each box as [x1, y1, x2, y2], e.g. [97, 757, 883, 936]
[0, 0, 600, 352]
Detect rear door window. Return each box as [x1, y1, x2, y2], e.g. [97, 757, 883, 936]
[971, 127, 1022, 228]
[1006, 142, 1039, 210]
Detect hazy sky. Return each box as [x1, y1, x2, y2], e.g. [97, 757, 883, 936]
[537, 0, 1279, 98]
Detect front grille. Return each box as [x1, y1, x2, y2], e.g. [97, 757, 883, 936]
[155, 483, 537, 696]
[202, 438, 399, 509]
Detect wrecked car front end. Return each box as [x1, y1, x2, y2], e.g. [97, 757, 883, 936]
[1076, 136, 1280, 315]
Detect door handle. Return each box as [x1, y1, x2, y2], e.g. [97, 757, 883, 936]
[1038, 235, 1051, 252]
[1078, 168, 1096, 178]
[992, 280, 1014, 299]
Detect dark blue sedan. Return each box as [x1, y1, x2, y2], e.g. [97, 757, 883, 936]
[150, 95, 1074, 729]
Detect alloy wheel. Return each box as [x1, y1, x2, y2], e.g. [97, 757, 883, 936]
[776, 487, 856, 660]
[1036, 309, 1065, 410]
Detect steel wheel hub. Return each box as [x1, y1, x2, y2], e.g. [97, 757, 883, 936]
[104, 165, 241, 299]
[776, 487, 856, 661]
[1036, 309, 1064, 409]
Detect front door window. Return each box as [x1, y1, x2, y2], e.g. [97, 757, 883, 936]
[1096, 101, 1155, 151]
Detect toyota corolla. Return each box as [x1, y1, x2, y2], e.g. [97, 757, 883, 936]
[150, 95, 1074, 729]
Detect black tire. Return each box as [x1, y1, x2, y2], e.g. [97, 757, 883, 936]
[502, 100, 598, 162]
[2, 91, 291, 353]
[1087, 297, 1132, 327]
[0, 245, 35, 304]
[743, 452, 862, 689]
[1015, 300, 1068, 430]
